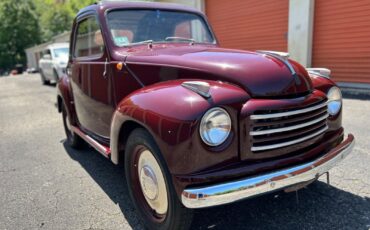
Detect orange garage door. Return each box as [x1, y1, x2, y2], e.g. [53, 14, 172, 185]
[205, 0, 289, 52]
[312, 0, 370, 84]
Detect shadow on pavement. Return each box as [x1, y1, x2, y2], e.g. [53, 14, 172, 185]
[63, 142, 370, 230]
[341, 89, 370, 101]
[63, 142, 145, 230]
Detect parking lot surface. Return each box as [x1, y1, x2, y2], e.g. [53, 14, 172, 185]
[0, 74, 369, 230]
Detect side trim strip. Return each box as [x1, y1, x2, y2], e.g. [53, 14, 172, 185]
[250, 113, 328, 136]
[71, 126, 111, 158]
[251, 126, 328, 151]
[250, 102, 327, 120]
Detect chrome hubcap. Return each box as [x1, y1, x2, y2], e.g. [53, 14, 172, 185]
[140, 166, 158, 200]
[138, 150, 168, 215]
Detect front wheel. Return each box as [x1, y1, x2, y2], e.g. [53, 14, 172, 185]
[125, 129, 193, 230]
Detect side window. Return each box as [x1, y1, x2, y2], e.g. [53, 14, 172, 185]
[74, 16, 104, 58]
[42, 49, 52, 59]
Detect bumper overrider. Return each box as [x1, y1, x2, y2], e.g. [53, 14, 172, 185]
[181, 134, 355, 209]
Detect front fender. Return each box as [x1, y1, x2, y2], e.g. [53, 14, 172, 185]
[110, 80, 249, 175]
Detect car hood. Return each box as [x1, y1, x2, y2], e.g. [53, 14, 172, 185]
[123, 45, 313, 97]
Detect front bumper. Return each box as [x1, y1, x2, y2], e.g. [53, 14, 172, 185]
[181, 134, 355, 209]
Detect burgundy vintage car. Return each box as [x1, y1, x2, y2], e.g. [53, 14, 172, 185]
[57, 2, 355, 229]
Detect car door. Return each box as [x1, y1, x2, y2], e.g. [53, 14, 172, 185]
[69, 14, 114, 139]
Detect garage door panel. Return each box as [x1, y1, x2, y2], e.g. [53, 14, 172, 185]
[206, 0, 288, 52]
[313, 0, 370, 84]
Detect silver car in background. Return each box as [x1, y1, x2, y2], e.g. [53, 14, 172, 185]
[38, 43, 69, 85]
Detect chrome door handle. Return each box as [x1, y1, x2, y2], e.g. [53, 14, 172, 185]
[103, 58, 108, 79]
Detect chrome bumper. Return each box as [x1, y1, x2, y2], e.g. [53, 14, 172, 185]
[181, 134, 355, 209]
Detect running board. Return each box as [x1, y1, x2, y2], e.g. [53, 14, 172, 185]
[71, 126, 111, 158]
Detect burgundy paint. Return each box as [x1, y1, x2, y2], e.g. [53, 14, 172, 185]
[57, 2, 346, 199]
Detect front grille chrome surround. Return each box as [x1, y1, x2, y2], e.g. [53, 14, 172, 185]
[250, 113, 329, 136]
[250, 102, 327, 120]
[250, 100, 328, 152]
[251, 125, 328, 151]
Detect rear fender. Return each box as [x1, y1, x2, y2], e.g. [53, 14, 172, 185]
[57, 74, 77, 125]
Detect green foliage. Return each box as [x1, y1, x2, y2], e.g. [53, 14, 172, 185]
[0, 0, 96, 70]
[34, 0, 95, 42]
[0, 0, 41, 70]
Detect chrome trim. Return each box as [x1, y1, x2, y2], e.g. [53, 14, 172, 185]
[250, 102, 327, 120]
[257, 50, 290, 59]
[257, 50, 296, 76]
[251, 125, 328, 151]
[250, 113, 328, 136]
[306, 68, 331, 79]
[181, 81, 211, 98]
[72, 126, 111, 157]
[199, 107, 231, 146]
[181, 134, 355, 209]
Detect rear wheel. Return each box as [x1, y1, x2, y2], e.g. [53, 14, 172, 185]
[62, 103, 83, 148]
[125, 129, 193, 230]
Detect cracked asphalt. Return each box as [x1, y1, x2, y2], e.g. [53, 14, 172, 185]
[0, 74, 369, 230]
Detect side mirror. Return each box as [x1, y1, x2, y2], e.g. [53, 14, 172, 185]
[43, 54, 52, 60]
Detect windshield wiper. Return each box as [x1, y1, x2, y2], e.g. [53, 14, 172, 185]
[126, 40, 154, 46]
[165, 37, 195, 45]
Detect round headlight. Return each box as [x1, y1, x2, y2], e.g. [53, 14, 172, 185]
[327, 86, 342, 115]
[200, 107, 231, 146]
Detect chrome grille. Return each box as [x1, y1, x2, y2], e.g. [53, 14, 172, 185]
[250, 100, 328, 152]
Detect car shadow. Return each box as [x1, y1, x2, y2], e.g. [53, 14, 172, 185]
[62, 141, 145, 229]
[62, 142, 370, 230]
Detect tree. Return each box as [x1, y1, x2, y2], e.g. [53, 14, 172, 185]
[0, 0, 41, 71]
[34, 0, 96, 42]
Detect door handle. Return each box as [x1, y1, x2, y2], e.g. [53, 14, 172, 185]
[103, 58, 108, 79]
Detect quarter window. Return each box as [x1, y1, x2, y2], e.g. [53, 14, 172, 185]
[74, 16, 104, 58]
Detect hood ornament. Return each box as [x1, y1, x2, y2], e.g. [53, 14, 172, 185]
[181, 81, 211, 98]
[306, 68, 331, 79]
[256, 50, 296, 76]
[257, 50, 290, 60]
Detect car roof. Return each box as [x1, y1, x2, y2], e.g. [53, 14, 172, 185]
[77, 1, 203, 17]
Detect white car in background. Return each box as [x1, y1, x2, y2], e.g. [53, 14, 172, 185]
[38, 43, 69, 85]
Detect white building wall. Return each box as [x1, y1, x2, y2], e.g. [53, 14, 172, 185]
[288, 0, 315, 67]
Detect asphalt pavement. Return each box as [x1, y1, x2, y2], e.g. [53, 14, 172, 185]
[0, 74, 369, 230]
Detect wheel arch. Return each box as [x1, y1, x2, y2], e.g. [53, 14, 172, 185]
[111, 117, 147, 165]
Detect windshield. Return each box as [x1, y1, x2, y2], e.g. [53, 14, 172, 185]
[107, 9, 215, 47]
[53, 48, 69, 59]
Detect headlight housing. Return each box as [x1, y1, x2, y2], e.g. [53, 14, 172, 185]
[327, 86, 342, 115]
[200, 107, 231, 146]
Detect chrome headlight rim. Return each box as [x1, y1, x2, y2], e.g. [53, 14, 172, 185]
[199, 107, 232, 147]
[327, 86, 342, 116]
